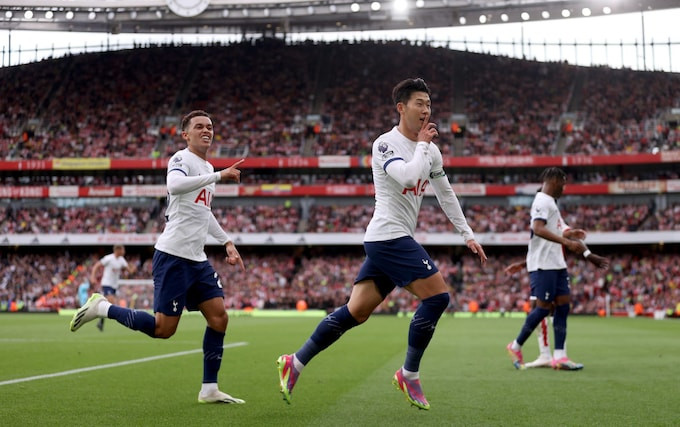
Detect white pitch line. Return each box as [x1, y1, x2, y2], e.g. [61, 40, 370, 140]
[0, 341, 248, 387]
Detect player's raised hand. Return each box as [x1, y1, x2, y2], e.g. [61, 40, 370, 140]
[219, 159, 245, 183]
[417, 113, 438, 143]
[225, 242, 245, 271]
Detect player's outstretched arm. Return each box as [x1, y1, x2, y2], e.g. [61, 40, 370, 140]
[167, 171, 223, 195]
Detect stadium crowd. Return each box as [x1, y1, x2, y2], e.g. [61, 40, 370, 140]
[1, 167, 679, 188]
[0, 201, 665, 234]
[2, 40, 679, 160]
[0, 205, 159, 234]
[1, 248, 678, 318]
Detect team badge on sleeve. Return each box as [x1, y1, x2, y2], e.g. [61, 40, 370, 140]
[170, 155, 185, 170]
[377, 141, 394, 160]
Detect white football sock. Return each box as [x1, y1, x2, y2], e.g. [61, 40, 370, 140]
[292, 354, 305, 373]
[554, 349, 567, 360]
[200, 383, 218, 394]
[401, 367, 419, 380]
[537, 317, 551, 357]
[97, 300, 112, 317]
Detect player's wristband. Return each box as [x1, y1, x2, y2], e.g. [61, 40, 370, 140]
[583, 249, 592, 258]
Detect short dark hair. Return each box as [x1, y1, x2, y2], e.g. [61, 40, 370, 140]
[392, 78, 431, 105]
[181, 110, 211, 132]
[539, 167, 567, 182]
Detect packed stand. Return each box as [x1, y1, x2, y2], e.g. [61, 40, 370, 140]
[306, 202, 655, 234]
[0, 205, 162, 234]
[1, 166, 678, 188]
[211, 204, 301, 233]
[2, 248, 678, 318]
[179, 39, 317, 158]
[2, 46, 192, 159]
[565, 67, 680, 155]
[0, 201, 661, 235]
[0, 201, 662, 235]
[457, 54, 575, 156]
[2, 41, 679, 160]
[639, 202, 680, 231]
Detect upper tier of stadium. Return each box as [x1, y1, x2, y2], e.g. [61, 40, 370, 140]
[1, 39, 678, 160]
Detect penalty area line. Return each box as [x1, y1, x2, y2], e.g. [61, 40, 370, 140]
[0, 341, 248, 387]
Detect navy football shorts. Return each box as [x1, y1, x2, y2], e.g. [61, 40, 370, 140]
[529, 269, 570, 303]
[152, 250, 224, 316]
[355, 235, 439, 299]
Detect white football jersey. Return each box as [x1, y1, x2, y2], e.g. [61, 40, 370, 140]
[155, 148, 228, 262]
[99, 253, 128, 289]
[526, 191, 568, 271]
[364, 126, 473, 242]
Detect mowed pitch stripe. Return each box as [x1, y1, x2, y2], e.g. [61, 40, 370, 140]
[0, 341, 248, 386]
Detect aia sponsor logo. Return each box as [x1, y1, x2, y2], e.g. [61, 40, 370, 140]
[402, 178, 429, 196]
[194, 189, 213, 207]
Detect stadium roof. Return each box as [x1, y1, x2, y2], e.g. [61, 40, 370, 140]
[0, 0, 678, 35]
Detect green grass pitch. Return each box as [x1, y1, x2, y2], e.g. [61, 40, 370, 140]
[1, 313, 678, 426]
